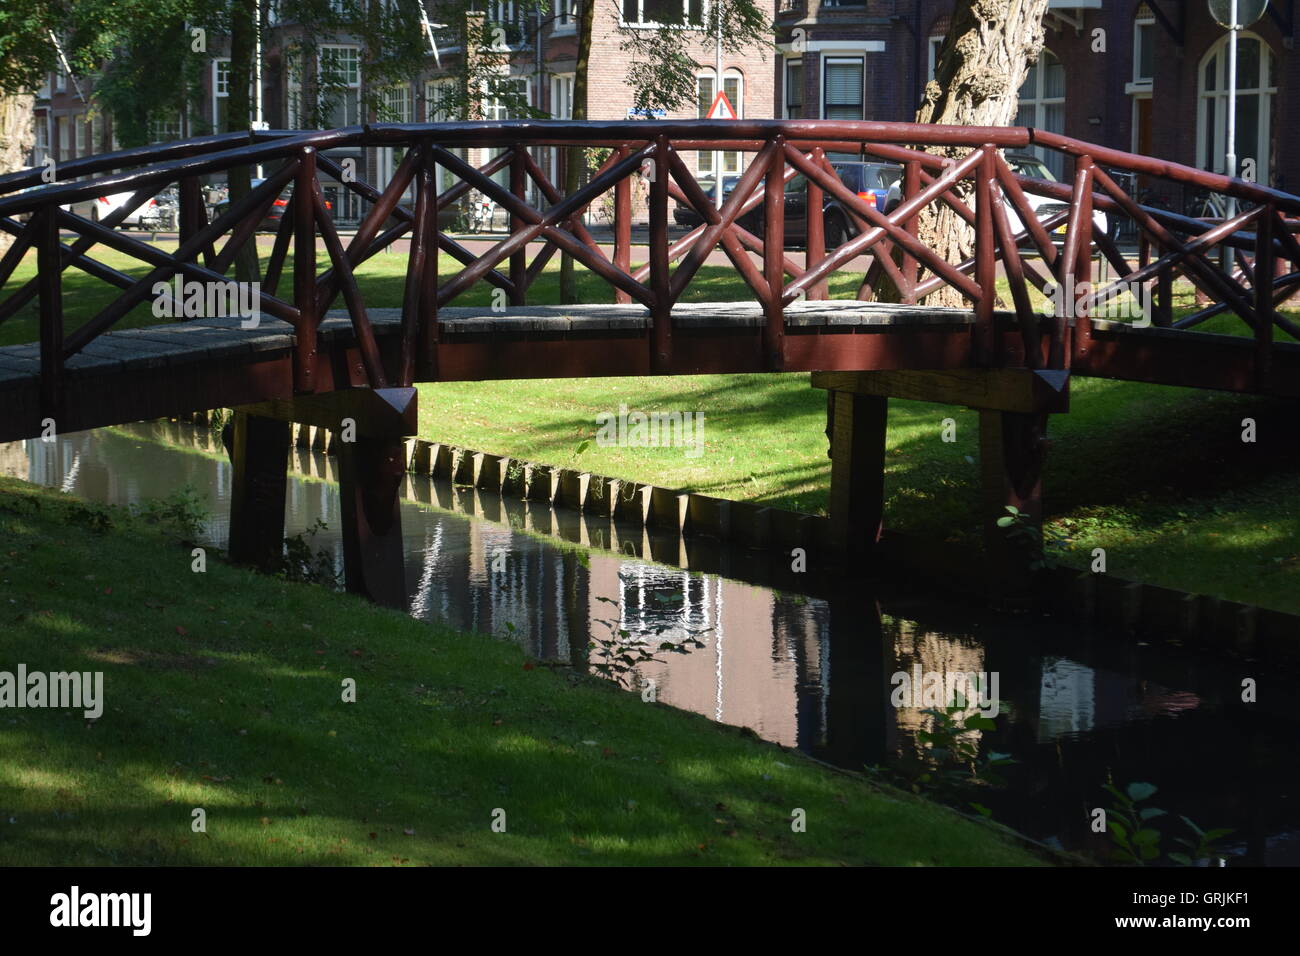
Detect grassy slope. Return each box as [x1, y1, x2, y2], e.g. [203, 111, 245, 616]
[0, 478, 1043, 866]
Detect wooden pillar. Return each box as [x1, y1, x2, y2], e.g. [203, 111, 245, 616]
[827, 390, 889, 557]
[337, 434, 408, 610]
[614, 147, 632, 305]
[509, 146, 527, 306]
[36, 208, 64, 422]
[763, 136, 786, 370]
[805, 146, 827, 301]
[979, 409, 1048, 605]
[227, 411, 291, 570]
[648, 136, 671, 372]
[293, 148, 318, 393]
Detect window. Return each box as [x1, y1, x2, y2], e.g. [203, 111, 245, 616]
[56, 66, 67, 93]
[551, 74, 574, 120]
[1198, 33, 1276, 183]
[553, 0, 578, 34]
[484, 76, 529, 122]
[483, 0, 527, 45]
[1133, 8, 1155, 85]
[56, 116, 70, 161]
[928, 36, 945, 82]
[319, 45, 361, 127]
[426, 79, 464, 192]
[33, 120, 49, 168]
[1014, 48, 1066, 179]
[426, 78, 457, 121]
[74, 114, 86, 156]
[784, 60, 802, 118]
[91, 113, 104, 154]
[823, 58, 864, 120]
[149, 112, 183, 144]
[286, 51, 304, 128]
[213, 58, 230, 132]
[379, 84, 412, 123]
[621, 0, 704, 27]
[696, 71, 742, 176]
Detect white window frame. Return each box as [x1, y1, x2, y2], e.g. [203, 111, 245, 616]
[318, 44, 362, 128]
[1016, 47, 1066, 179]
[553, 0, 578, 34]
[213, 58, 230, 131]
[287, 51, 304, 128]
[33, 119, 49, 167]
[1197, 31, 1275, 182]
[74, 113, 86, 156]
[426, 78, 456, 121]
[783, 58, 802, 119]
[1129, 11, 1155, 91]
[927, 36, 945, 82]
[620, 0, 705, 29]
[820, 56, 865, 121]
[550, 73, 574, 120]
[482, 74, 530, 123]
[379, 83, 413, 123]
[426, 78, 463, 193]
[696, 69, 743, 176]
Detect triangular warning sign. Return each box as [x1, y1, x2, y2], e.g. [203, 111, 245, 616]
[705, 91, 738, 120]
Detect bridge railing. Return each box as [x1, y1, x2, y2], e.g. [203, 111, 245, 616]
[1, 120, 1298, 412]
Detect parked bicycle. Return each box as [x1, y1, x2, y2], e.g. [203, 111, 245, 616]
[466, 189, 496, 233]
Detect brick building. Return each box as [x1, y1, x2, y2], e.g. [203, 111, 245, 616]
[775, 0, 1299, 200]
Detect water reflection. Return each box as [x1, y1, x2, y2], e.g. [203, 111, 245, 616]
[3, 423, 1297, 864]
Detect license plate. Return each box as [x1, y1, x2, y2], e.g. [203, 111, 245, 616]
[1054, 224, 1068, 235]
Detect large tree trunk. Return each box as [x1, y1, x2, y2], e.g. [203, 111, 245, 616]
[0, 93, 36, 256]
[879, 0, 1048, 306]
[226, 0, 260, 284]
[559, 0, 595, 304]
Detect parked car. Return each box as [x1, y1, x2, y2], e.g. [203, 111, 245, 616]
[62, 188, 179, 230]
[673, 161, 903, 249]
[882, 151, 1107, 246]
[211, 178, 332, 231]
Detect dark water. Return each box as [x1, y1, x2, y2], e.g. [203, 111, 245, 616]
[3, 422, 1298, 865]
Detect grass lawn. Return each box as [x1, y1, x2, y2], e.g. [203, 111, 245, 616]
[4, 242, 1298, 613]
[0, 477, 1046, 866]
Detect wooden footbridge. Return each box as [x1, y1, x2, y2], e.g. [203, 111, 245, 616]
[1, 120, 1297, 604]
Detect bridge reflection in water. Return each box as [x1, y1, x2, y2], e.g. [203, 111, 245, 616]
[4, 421, 1299, 864]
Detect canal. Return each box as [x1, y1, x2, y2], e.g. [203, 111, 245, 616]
[3, 420, 1296, 865]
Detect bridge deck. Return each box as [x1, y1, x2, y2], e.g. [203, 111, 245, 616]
[1, 301, 1296, 443]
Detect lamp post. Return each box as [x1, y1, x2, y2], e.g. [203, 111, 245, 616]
[1207, 0, 1270, 274]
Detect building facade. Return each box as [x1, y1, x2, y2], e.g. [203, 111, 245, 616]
[775, 0, 1299, 199]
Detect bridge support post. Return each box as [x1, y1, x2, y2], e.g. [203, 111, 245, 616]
[232, 388, 418, 610]
[336, 434, 409, 610]
[979, 409, 1050, 607]
[226, 411, 291, 571]
[825, 390, 888, 558]
[813, 369, 1067, 605]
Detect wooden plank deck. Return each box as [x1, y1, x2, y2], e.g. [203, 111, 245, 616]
[1, 301, 1297, 442]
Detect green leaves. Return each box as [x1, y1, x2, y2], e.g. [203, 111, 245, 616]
[1101, 782, 1235, 866]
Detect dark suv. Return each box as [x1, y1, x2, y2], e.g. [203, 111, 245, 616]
[673, 161, 901, 249]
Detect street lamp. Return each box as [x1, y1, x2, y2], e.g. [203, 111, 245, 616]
[1206, 0, 1269, 274]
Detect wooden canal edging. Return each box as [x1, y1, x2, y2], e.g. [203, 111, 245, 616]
[160, 402, 1300, 669]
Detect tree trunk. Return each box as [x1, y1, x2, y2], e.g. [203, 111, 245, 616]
[877, 0, 1048, 306]
[226, 0, 260, 284]
[559, 0, 595, 304]
[0, 93, 36, 257]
